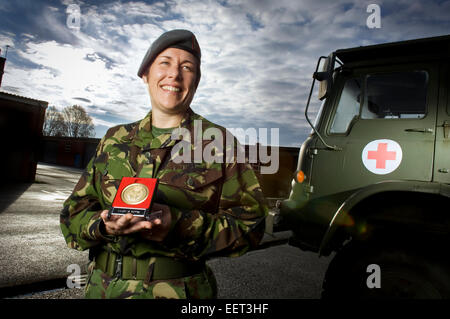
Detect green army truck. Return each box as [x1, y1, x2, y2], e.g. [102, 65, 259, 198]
[273, 34, 450, 298]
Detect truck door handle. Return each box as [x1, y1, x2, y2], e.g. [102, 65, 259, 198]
[404, 128, 434, 133]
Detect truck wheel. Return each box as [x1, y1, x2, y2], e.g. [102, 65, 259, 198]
[321, 241, 450, 299]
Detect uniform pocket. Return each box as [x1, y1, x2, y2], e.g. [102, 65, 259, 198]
[156, 163, 223, 212]
[99, 178, 118, 206]
[160, 162, 223, 191]
[94, 158, 134, 206]
[162, 139, 224, 190]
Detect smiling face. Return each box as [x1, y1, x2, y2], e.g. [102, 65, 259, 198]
[143, 47, 199, 117]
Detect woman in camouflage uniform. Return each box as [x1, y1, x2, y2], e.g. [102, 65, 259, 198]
[60, 29, 268, 299]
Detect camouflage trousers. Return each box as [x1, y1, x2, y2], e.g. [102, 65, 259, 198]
[84, 263, 218, 299]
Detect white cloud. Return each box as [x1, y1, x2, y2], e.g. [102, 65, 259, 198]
[91, 116, 117, 128]
[1, 0, 449, 146]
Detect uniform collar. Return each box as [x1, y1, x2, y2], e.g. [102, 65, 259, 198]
[129, 107, 197, 150]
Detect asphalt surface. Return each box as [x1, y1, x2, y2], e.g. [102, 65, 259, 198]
[0, 163, 332, 299]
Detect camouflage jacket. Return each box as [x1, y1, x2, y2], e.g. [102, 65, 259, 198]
[60, 108, 268, 261]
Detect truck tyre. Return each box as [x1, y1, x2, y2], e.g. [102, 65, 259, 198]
[321, 241, 450, 299]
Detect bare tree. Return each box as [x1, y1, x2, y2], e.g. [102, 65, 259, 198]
[43, 106, 67, 136]
[63, 105, 95, 138]
[43, 105, 95, 138]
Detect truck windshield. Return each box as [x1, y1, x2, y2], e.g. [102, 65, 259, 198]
[330, 77, 362, 134]
[311, 99, 326, 133]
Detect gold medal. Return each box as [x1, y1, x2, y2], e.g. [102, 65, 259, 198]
[121, 183, 149, 205]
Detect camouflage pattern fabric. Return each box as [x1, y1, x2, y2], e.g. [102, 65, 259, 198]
[60, 107, 268, 299]
[85, 264, 217, 299]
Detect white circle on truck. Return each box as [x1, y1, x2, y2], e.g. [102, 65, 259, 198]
[362, 139, 402, 175]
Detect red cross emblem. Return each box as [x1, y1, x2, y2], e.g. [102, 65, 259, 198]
[367, 143, 396, 169]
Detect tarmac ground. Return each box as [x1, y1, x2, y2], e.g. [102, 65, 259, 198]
[0, 163, 332, 299]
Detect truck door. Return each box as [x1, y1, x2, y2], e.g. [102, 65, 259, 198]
[310, 63, 439, 198]
[433, 62, 450, 184]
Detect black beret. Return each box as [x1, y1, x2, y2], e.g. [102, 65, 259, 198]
[137, 29, 201, 78]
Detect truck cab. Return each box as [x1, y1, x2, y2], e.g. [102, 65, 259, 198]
[278, 35, 450, 298]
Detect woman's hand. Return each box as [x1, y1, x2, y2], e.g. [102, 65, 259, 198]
[139, 203, 172, 242]
[100, 210, 159, 236]
[99, 203, 171, 242]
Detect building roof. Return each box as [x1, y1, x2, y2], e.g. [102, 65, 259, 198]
[0, 90, 48, 107]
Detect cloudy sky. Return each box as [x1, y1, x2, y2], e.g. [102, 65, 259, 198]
[1, 0, 449, 146]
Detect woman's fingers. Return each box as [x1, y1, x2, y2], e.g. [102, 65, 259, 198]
[120, 220, 154, 235]
[100, 210, 157, 235]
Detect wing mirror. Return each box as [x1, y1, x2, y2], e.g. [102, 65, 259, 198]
[314, 53, 335, 100]
[304, 53, 341, 151]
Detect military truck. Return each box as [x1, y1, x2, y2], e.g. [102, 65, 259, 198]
[272, 35, 450, 298]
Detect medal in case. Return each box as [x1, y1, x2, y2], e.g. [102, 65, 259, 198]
[108, 177, 160, 221]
